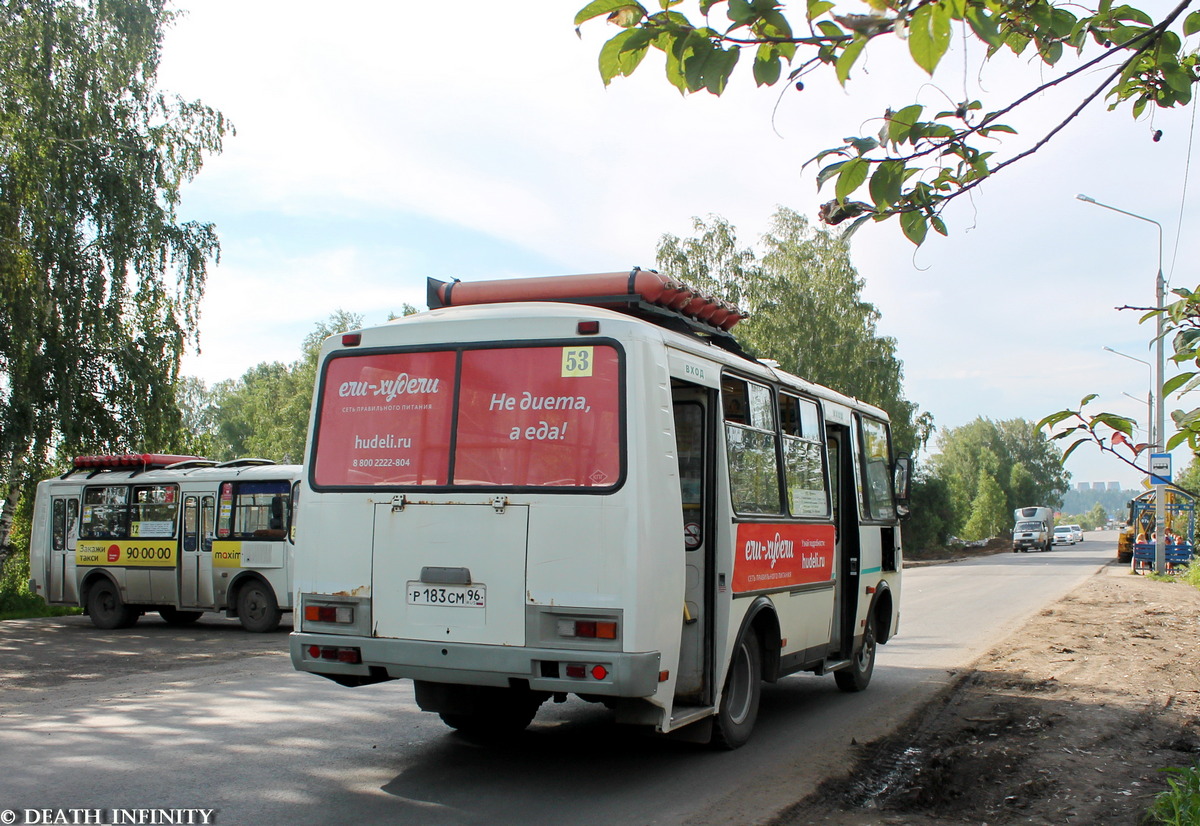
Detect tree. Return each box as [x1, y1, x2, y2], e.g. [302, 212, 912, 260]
[656, 207, 931, 454]
[574, 0, 1200, 245]
[961, 468, 1009, 540]
[0, 0, 230, 568]
[904, 470, 955, 550]
[1085, 501, 1109, 528]
[202, 311, 365, 463]
[930, 417, 1069, 534]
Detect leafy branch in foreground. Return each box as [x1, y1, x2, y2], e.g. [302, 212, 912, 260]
[1038, 286, 1200, 469]
[574, 0, 1200, 244]
[1037, 394, 1147, 474]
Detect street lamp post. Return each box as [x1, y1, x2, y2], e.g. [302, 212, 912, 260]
[1104, 346, 1154, 448]
[1078, 194, 1166, 573]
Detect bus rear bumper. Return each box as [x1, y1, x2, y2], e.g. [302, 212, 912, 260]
[290, 631, 662, 698]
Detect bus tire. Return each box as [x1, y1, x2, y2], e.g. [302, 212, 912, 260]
[159, 607, 203, 625]
[438, 691, 542, 737]
[711, 630, 762, 750]
[835, 610, 877, 693]
[439, 705, 537, 737]
[237, 580, 281, 633]
[88, 580, 138, 630]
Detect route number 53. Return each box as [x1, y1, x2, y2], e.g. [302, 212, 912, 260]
[561, 347, 593, 377]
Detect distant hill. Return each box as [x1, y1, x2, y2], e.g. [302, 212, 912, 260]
[1060, 487, 1141, 517]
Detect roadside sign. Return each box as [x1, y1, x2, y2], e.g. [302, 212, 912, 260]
[1150, 453, 1172, 486]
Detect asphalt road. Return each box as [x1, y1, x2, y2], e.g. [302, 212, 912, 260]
[0, 534, 1116, 826]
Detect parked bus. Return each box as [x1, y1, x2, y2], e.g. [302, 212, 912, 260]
[290, 270, 910, 747]
[29, 455, 300, 632]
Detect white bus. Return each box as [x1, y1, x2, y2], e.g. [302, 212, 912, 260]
[29, 455, 301, 632]
[290, 270, 910, 747]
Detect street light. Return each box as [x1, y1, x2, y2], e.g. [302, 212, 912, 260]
[1104, 345, 1153, 447]
[1079, 194, 1166, 573]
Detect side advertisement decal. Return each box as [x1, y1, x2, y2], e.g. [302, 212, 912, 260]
[732, 523, 835, 593]
[76, 540, 178, 568]
[211, 541, 242, 568]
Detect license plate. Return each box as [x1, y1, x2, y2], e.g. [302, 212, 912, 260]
[406, 582, 486, 608]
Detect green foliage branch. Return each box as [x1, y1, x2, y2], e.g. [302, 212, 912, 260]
[1038, 289, 1200, 485]
[575, 0, 1200, 244]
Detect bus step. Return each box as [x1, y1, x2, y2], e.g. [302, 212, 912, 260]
[815, 658, 851, 676]
[669, 704, 715, 729]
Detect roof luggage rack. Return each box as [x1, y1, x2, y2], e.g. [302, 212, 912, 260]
[64, 453, 208, 479]
[427, 268, 752, 357]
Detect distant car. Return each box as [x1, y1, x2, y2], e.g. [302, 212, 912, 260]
[1069, 525, 1084, 543]
[1053, 526, 1075, 545]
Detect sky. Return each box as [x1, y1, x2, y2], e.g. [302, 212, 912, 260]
[155, 1, 1200, 493]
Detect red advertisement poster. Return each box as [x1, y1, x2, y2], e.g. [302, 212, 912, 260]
[732, 523, 835, 593]
[313, 351, 457, 486]
[454, 345, 621, 487]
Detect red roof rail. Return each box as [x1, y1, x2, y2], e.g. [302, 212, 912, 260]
[426, 268, 748, 333]
[72, 454, 205, 471]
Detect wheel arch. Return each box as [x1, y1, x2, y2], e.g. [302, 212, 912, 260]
[870, 581, 895, 644]
[79, 570, 121, 612]
[732, 595, 781, 683]
[226, 571, 276, 616]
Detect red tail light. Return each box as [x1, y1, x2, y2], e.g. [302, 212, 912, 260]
[304, 604, 353, 624]
[308, 645, 361, 664]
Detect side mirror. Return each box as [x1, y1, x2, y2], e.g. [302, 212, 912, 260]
[893, 455, 912, 518]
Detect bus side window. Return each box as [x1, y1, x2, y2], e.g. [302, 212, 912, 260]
[132, 485, 180, 539]
[201, 496, 215, 553]
[722, 376, 782, 515]
[81, 485, 130, 539]
[780, 394, 829, 518]
[217, 482, 234, 539]
[52, 500, 66, 551]
[66, 500, 78, 549]
[289, 482, 298, 544]
[859, 417, 896, 521]
[269, 496, 285, 531]
[721, 376, 748, 424]
[183, 496, 199, 552]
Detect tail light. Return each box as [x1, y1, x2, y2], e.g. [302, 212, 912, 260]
[306, 645, 361, 664]
[556, 618, 617, 640]
[305, 604, 354, 624]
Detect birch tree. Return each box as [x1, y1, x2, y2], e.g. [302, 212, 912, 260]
[0, 0, 229, 568]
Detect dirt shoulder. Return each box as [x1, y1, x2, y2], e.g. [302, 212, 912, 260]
[775, 563, 1200, 825]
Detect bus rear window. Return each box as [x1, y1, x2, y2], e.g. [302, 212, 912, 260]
[312, 350, 457, 487]
[312, 344, 622, 490]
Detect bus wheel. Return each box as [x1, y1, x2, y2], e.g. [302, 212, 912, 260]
[159, 607, 203, 625]
[439, 696, 541, 737]
[835, 611, 877, 693]
[712, 631, 762, 750]
[237, 581, 281, 633]
[88, 581, 138, 630]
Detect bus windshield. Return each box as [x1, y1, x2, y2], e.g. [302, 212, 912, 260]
[311, 343, 624, 490]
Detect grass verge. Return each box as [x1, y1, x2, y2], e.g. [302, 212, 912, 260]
[1145, 762, 1200, 825]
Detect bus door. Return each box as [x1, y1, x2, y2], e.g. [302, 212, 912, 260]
[49, 495, 80, 604]
[180, 494, 216, 609]
[670, 377, 717, 706]
[826, 421, 861, 660]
